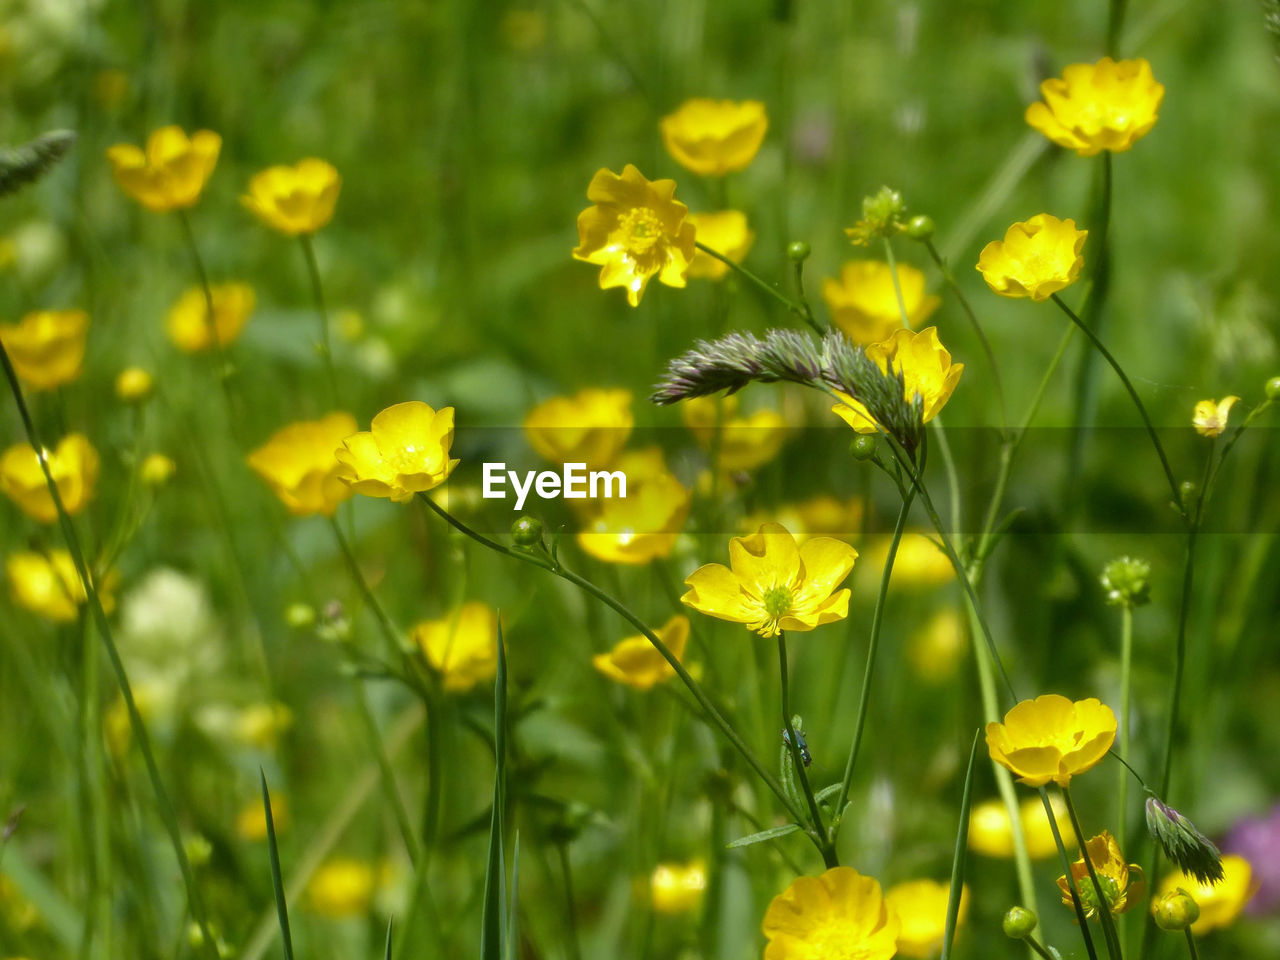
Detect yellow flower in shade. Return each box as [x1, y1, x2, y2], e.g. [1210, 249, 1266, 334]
[762, 867, 899, 960]
[1057, 831, 1146, 919]
[681, 394, 787, 472]
[969, 795, 1076, 860]
[685, 211, 755, 279]
[862, 532, 954, 589]
[235, 794, 288, 841]
[1, 434, 100, 523]
[115, 366, 154, 402]
[242, 159, 342, 235]
[576, 449, 691, 565]
[1156, 855, 1254, 936]
[105, 126, 221, 212]
[410, 602, 499, 692]
[683, 522, 857, 638]
[140, 453, 177, 487]
[306, 858, 377, 917]
[885, 879, 970, 958]
[0, 310, 90, 390]
[593, 614, 688, 690]
[660, 98, 768, 176]
[6, 550, 115, 622]
[572, 164, 697, 307]
[651, 860, 707, 914]
[166, 283, 256, 352]
[822, 261, 941, 346]
[831, 327, 964, 435]
[907, 608, 966, 683]
[335, 401, 458, 503]
[977, 215, 1087, 302]
[248, 412, 358, 517]
[986, 694, 1117, 787]
[1192, 396, 1239, 437]
[524, 388, 633, 469]
[1026, 58, 1164, 157]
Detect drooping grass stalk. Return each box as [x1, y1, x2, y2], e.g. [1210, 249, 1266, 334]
[1117, 603, 1134, 855]
[777, 631, 837, 866]
[940, 731, 980, 960]
[0, 342, 220, 960]
[299, 233, 341, 408]
[1062, 787, 1124, 960]
[694, 241, 825, 334]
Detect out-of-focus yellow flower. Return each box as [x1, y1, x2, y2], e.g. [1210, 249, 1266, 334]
[986, 694, 1117, 787]
[115, 366, 154, 402]
[140, 453, 177, 487]
[236, 794, 288, 841]
[166, 283, 256, 353]
[762, 867, 899, 960]
[908, 608, 967, 683]
[242, 159, 341, 235]
[1057, 830, 1145, 920]
[411, 602, 499, 692]
[235, 702, 294, 750]
[686, 211, 755, 279]
[335, 401, 458, 503]
[306, 858, 377, 917]
[681, 394, 787, 472]
[831, 327, 964, 434]
[660, 99, 768, 176]
[977, 215, 1087, 302]
[1156, 855, 1254, 936]
[593, 614, 688, 690]
[969, 795, 1076, 860]
[864, 532, 955, 589]
[524, 388, 633, 469]
[106, 126, 221, 212]
[651, 860, 707, 914]
[822, 260, 940, 346]
[6, 549, 115, 621]
[1, 434, 100, 523]
[885, 879, 969, 958]
[1192, 396, 1239, 437]
[743, 496, 864, 545]
[248, 412, 358, 517]
[1026, 58, 1164, 157]
[0, 309, 90, 390]
[683, 521, 856, 638]
[572, 164, 697, 307]
[577, 448, 690, 565]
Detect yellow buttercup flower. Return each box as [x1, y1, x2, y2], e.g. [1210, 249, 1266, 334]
[831, 327, 964, 435]
[242, 159, 341, 235]
[651, 860, 707, 914]
[235, 794, 288, 842]
[593, 614, 688, 690]
[577, 448, 690, 565]
[140, 453, 177, 487]
[822, 260, 940, 345]
[335, 401, 458, 503]
[977, 214, 1087, 302]
[106, 126, 221, 212]
[1, 310, 90, 390]
[660, 98, 768, 176]
[762, 867, 899, 960]
[166, 283, 256, 353]
[969, 795, 1076, 860]
[1156, 855, 1254, 936]
[1057, 831, 1145, 919]
[410, 602, 499, 692]
[1, 434, 100, 523]
[683, 521, 857, 638]
[1192, 396, 1239, 437]
[572, 164, 697, 307]
[306, 858, 377, 917]
[524, 388, 633, 469]
[6, 549, 115, 622]
[685, 211, 755, 279]
[248, 412, 358, 517]
[1026, 57, 1164, 157]
[681, 394, 787, 472]
[885, 879, 969, 958]
[115, 366, 154, 402]
[986, 694, 1117, 787]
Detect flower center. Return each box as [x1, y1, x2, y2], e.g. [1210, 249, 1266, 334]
[762, 585, 794, 619]
[620, 207, 663, 255]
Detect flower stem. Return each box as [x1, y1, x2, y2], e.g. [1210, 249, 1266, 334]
[777, 631, 837, 866]
[299, 232, 341, 408]
[328, 517, 403, 659]
[1117, 604, 1134, 854]
[1041, 788, 1101, 960]
[1025, 935, 1060, 960]
[791, 257, 819, 332]
[1182, 929, 1199, 960]
[694, 241, 824, 334]
[177, 208, 241, 441]
[1063, 786, 1124, 960]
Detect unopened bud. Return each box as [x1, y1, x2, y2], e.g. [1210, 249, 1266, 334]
[1179, 480, 1199, 511]
[1152, 890, 1200, 931]
[1265, 376, 1280, 402]
[787, 241, 811, 262]
[905, 215, 935, 240]
[1101, 556, 1151, 607]
[1002, 906, 1038, 939]
[511, 515, 544, 547]
[851, 435, 878, 461]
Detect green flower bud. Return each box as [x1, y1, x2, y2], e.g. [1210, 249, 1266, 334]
[905, 215, 935, 240]
[511, 515, 544, 547]
[1100, 556, 1151, 607]
[1179, 480, 1199, 511]
[787, 240, 811, 262]
[1152, 890, 1200, 931]
[845, 186, 908, 246]
[1146, 796, 1224, 884]
[285, 602, 317, 629]
[1265, 376, 1280, 401]
[850, 435, 878, 461]
[1002, 906, 1038, 939]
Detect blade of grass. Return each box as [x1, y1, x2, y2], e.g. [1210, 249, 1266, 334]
[505, 831, 521, 960]
[480, 619, 508, 960]
[384, 918, 394, 960]
[260, 771, 294, 960]
[941, 730, 980, 960]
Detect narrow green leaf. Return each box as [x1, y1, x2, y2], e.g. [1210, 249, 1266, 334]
[260, 770, 295, 960]
[941, 731, 980, 960]
[504, 830, 521, 960]
[726, 823, 802, 848]
[384, 918, 394, 960]
[814, 783, 842, 805]
[480, 619, 508, 960]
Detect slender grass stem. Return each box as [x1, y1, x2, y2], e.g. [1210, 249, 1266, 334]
[694, 241, 824, 334]
[777, 632, 836, 866]
[328, 517, 403, 657]
[299, 233, 341, 407]
[176, 209, 240, 438]
[1117, 604, 1134, 854]
[352, 682, 421, 865]
[556, 842, 583, 960]
[1040, 787, 1101, 960]
[1063, 787, 1124, 960]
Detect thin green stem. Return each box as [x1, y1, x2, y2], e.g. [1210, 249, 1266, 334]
[777, 632, 836, 866]
[299, 233, 341, 407]
[176, 209, 240, 436]
[352, 683, 420, 866]
[1024, 935, 1059, 960]
[328, 517, 403, 657]
[1183, 929, 1199, 960]
[1063, 787, 1124, 960]
[1117, 604, 1134, 854]
[1108, 0, 1128, 56]
[694, 241, 823, 334]
[1040, 788, 1101, 960]
[556, 842, 583, 960]
[791, 257, 820, 333]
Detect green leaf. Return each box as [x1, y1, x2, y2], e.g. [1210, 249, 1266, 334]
[941, 731, 979, 960]
[726, 823, 802, 849]
[260, 770, 295, 960]
[505, 830, 521, 960]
